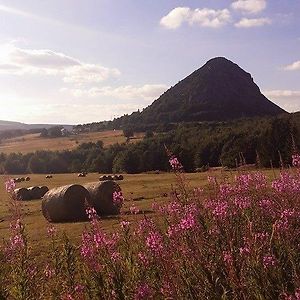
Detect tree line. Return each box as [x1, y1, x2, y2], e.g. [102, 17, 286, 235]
[0, 115, 299, 174]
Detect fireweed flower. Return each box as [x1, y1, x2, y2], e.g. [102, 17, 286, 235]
[134, 283, 152, 300]
[5, 178, 16, 193]
[86, 207, 98, 221]
[112, 191, 124, 208]
[234, 195, 251, 210]
[223, 251, 233, 266]
[120, 220, 130, 229]
[292, 154, 300, 168]
[146, 231, 164, 255]
[130, 205, 140, 214]
[46, 224, 57, 238]
[207, 175, 217, 185]
[138, 252, 149, 267]
[263, 254, 276, 269]
[169, 156, 183, 171]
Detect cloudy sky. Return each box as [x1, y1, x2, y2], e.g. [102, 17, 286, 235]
[0, 0, 299, 124]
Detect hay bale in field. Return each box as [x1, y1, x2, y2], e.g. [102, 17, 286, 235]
[117, 174, 124, 180]
[112, 174, 119, 181]
[99, 175, 109, 181]
[42, 184, 91, 222]
[20, 177, 25, 182]
[14, 178, 22, 183]
[38, 186, 49, 198]
[13, 188, 31, 201]
[83, 181, 121, 215]
[28, 186, 42, 199]
[78, 173, 86, 177]
[106, 175, 113, 180]
[46, 175, 53, 179]
[25, 176, 30, 181]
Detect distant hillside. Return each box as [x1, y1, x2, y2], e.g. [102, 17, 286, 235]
[0, 120, 73, 131]
[110, 57, 286, 129]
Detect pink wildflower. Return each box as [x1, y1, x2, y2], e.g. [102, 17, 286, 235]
[113, 191, 124, 208]
[134, 283, 152, 300]
[120, 220, 130, 229]
[130, 205, 140, 214]
[292, 154, 300, 168]
[223, 251, 233, 265]
[47, 224, 57, 237]
[234, 195, 251, 210]
[239, 246, 250, 256]
[138, 252, 149, 267]
[5, 178, 16, 193]
[169, 156, 183, 171]
[111, 252, 121, 262]
[263, 254, 276, 269]
[86, 207, 98, 221]
[146, 231, 164, 255]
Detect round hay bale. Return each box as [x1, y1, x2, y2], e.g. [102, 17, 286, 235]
[38, 186, 49, 198]
[99, 175, 106, 181]
[112, 174, 119, 181]
[13, 188, 31, 201]
[28, 186, 41, 199]
[117, 174, 124, 180]
[25, 176, 30, 181]
[42, 184, 91, 222]
[46, 175, 53, 179]
[78, 173, 86, 177]
[106, 175, 113, 180]
[83, 181, 121, 216]
[20, 177, 25, 182]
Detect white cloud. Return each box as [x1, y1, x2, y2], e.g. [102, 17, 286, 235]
[235, 17, 271, 27]
[231, 0, 267, 14]
[264, 90, 300, 98]
[63, 64, 120, 84]
[264, 90, 300, 112]
[160, 7, 191, 29]
[284, 61, 300, 71]
[0, 45, 120, 83]
[160, 7, 231, 29]
[62, 84, 169, 101]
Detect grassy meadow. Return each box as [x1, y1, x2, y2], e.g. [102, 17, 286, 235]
[1, 166, 299, 299]
[0, 130, 144, 154]
[0, 171, 219, 252]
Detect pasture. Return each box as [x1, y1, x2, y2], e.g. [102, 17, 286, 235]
[1, 167, 297, 299]
[0, 130, 144, 154]
[0, 169, 278, 253]
[0, 172, 211, 249]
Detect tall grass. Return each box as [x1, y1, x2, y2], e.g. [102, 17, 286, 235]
[1, 155, 300, 299]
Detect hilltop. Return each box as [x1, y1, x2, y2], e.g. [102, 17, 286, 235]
[109, 57, 286, 130]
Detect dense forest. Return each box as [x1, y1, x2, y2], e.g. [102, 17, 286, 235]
[0, 114, 299, 174]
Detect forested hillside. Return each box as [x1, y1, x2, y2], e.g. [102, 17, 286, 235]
[1, 113, 299, 174]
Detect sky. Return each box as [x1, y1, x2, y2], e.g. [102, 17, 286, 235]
[0, 0, 299, 124]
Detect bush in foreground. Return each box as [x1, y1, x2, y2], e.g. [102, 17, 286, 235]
[1, 155, 300, 299]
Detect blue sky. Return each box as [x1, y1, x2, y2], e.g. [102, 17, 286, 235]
[0, 0, 299, 124]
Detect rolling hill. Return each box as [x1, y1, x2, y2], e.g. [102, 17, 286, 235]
[0, 120, 73, 131]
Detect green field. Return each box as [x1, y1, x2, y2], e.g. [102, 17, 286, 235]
[0, 172, 211, 250]
[0, 169, 279, 258]
[0, 130, 144, 154]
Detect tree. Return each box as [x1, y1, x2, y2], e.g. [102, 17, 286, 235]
[48, 126, 63, 138]
[123, 128, 134, 141]
[40, 128, 48, 137]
